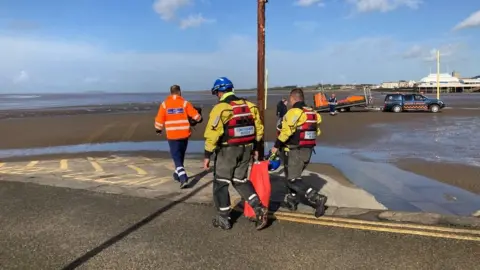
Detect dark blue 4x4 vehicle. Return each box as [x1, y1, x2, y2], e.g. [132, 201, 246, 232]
[383, 93, 446, 113]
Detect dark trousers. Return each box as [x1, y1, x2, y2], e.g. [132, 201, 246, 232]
[213, 145, 260, 213]
[329, 105, 336, 113]
[281, 148, 317, 199]
[168, 139, 189, 182]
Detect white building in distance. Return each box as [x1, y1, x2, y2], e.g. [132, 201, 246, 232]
[417, 73, 480, 92]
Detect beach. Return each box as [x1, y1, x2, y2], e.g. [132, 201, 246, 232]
[1, 91, 480, 195]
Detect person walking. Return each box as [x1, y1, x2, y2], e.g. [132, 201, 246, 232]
[276, 98, 288, 123]
[155, 85, 202, 189]
[328, 93, 337, 115]
[203, 77, 269, 231]
[270, 87, 328, 217]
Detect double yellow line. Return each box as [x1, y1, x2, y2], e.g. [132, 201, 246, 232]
[272, 211, 480, 242]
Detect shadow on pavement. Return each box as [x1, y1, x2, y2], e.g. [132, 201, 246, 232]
[269, 171, 327, 213]
[186, 168, 212, 188]
[61, 175, 213, 270]
[234, 171, 328, 224]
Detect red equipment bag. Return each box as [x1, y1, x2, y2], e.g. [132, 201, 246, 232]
[244, 161, 271, 219]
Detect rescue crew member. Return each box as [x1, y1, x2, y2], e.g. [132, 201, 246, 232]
[328, 93, 337, 115]
[203, 77, 269, 231]
[155, 84, 202, 189]
[270, 88, 328, 218]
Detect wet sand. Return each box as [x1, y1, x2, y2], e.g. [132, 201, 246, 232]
[395, 158, 480, 195]
[1, 96, 480, 195]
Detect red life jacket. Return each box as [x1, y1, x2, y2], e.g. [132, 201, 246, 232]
[287, 108, 318, 148]
[222, 100, 256, 145]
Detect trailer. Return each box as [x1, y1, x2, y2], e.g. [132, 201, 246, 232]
[313, 87, 376, 112]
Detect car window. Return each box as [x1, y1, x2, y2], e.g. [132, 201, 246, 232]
[414, 95, 425, 101]
[385, 95, 401, 101]
[404, 95, 414, 102]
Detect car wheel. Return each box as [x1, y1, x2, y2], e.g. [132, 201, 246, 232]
[392, 105, 402, 113]
[430, 104, 439, 113]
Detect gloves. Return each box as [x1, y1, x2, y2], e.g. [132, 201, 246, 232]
[188, 117, 197, 127]
[189, 106, 203, 126]
[155, 129, 162, 135]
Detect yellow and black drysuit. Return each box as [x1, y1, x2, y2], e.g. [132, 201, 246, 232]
[274, 101, 328, 216]
[204, 92, 267, 218]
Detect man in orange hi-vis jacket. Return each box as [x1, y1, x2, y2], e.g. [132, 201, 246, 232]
[155, 85, 202, 188]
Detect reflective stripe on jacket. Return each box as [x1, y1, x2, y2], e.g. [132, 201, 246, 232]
[155, 95, 201, 140]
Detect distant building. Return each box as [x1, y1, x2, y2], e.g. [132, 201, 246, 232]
[417, 73, 480, 92]
[418, 73, 460, 86]
[461, 78, 480, 85]
[452, 71, 461, 78]
[381, 82, 399, 89]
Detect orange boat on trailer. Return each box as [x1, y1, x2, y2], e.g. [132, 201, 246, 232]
[313, 92, 371, 112]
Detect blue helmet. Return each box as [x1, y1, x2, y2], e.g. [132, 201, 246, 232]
[266, 151, 281, 171]
[211, 77, 234, 95]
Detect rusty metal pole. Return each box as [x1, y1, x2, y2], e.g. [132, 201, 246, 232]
[257, 0, 266, 157]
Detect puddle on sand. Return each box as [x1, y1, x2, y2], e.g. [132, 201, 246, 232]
[365, 116, 480, 167]
[0, 141, 478, 216]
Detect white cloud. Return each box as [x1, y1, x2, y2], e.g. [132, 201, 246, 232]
[294, 0, 325, 7]
[12, 70, 29, 84]
[454, 10, 480, 30]
[152, 0, 213, 29]
[402, 44, 423, 59]
[0, 34, 477, 93]
[346, 0, 422, 13]
[153, 0, 192, 21]
[401, 43, 463, 62]
[179, 14, 214, 29]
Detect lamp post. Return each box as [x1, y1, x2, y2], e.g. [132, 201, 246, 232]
[257, 0, 267, 156]
[436, 50, 440, 99]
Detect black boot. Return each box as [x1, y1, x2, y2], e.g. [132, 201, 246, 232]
[306, 192, 328, 218]
[253, 206, 269, 230]
[212, 212, 232, 230]
[281, 193, 299, 212]
[247, 196, 269, 230]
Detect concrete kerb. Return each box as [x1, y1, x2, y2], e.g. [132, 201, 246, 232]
[1, 155, 479, 230]
[229, 199, 480, 230]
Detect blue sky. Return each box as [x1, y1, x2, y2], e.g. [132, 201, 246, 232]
[0, 0, 479, 93]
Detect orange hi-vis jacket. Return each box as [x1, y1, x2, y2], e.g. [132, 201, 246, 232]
[155, 95, 201, 140]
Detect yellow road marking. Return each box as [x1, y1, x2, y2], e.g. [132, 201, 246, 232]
[127, 165, 147, 175]
[87, 157, 104, 172]
[124, 176, 158, 186]
[134, 178, 161, 186]
[275, 215, 480, 242]
[122, 122, 140, 140]
[107, 155, 128, 163]
[26, 161, 39, 168]
[144, 176, 171, 187]
[109, 176, 155, 186]
[60, 159, 68, 170]
[275, 212, 480, 235]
